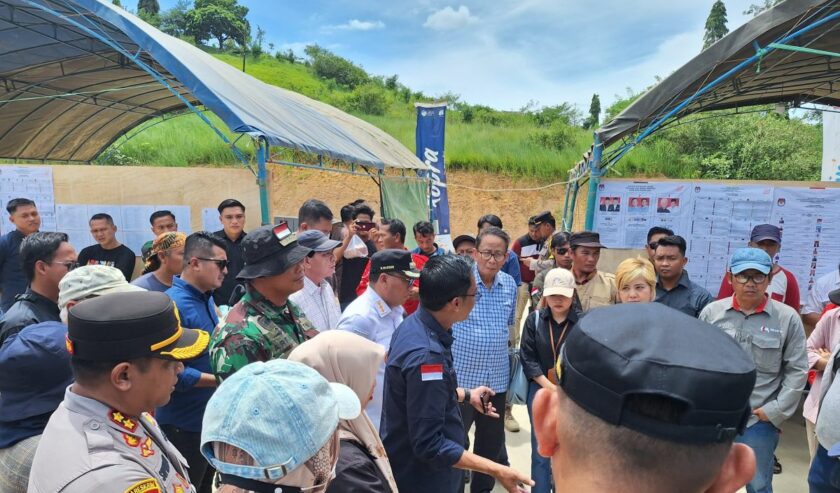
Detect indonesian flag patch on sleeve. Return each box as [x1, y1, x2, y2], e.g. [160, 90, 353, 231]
[420, 363, 444, 381]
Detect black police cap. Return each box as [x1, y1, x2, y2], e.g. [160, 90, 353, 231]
[371, 249, 420, 278]
[558, 303, 756, 444]
[67, 291, 209, 362]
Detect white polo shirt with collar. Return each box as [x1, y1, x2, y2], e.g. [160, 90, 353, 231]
[336, 287, 405, 431]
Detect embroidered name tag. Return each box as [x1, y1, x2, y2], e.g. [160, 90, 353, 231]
[421, 364, 444, 381]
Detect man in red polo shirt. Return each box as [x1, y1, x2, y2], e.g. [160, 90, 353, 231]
[717, 224, 799, 311]
[356, 218, 425, 315]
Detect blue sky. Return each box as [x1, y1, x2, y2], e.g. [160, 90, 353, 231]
[158, 1, 759, 112]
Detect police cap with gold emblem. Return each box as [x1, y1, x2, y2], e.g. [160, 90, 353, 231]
[557, 303, 756, 443]
[237, 222, 313, 280]
[371, 249, 421, 279]
[67, 291, 209, 361]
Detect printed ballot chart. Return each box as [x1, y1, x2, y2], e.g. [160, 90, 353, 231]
[0, 166, 57, 234]
[594, 180, 838, 299]
[56, 204, 192, 254]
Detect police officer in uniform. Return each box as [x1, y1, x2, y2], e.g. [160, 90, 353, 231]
[27, 291, 210, 493]
[531, 303, 759, 493]
[381, 255, 532, 493]
[209, 222, 317, 381]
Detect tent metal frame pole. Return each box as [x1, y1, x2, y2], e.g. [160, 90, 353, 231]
[630, 8, 840, 148]
[257, 137, 270, 226]
[568, 181, 580, 231]
[584, 135, 603, 230]
[561, 181, 572, 231]
[21, 0, 251, 167]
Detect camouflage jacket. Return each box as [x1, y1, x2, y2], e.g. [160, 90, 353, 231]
[209, 287, 316, 380]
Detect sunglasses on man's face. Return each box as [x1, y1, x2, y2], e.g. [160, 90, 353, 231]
[196, 257, 228, 270]
[554, 247, 569, 255]
[648, 242, 659, 250]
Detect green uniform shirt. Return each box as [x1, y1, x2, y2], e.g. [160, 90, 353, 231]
[209, 287, 315, 380]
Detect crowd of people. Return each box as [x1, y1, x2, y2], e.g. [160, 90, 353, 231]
[0, 195, 838, 493]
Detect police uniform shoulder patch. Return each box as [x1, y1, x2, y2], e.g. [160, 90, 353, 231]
[140, 437, 155, 458]
[122, 433, 141, 447]
[124, 478, 161, 493]
[109, 409, 138, 433]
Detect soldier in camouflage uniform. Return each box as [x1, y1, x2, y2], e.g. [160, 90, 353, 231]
[210, 222, 317, 380]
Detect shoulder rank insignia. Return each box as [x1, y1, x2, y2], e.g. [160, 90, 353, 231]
[109, 410, 138, 433]
[123, 478, 161, 493]
[140, 437, 155, 458]
[122, 433, 141, 447]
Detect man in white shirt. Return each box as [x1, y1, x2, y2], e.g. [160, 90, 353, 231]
[337, 249, 419, 430]
[803, 265, 840, 331]
[289, 230, 342, 332]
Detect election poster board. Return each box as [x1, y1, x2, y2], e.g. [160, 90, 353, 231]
[0, 166, 56, 235]
[594, 180, 839, 299]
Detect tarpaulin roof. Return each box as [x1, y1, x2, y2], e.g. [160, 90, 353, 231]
[0, 0, 428, 170]
[596, 0, 840, 150]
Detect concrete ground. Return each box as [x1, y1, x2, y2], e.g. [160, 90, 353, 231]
[487, 404, 812, 493]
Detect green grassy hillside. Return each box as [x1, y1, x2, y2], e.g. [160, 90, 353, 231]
[104, 49, 822, 182]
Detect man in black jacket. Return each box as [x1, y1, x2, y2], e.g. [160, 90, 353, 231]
[0, 232, 76, 345]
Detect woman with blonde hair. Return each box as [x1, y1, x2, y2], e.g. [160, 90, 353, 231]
[290, 331, 399, 493]
[615, 257, 656, 303]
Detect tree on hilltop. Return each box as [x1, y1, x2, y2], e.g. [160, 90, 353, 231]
[703, 0, 729, 50]
[187, 0, 249, 50]
[138, 0, 159, 15]
[585, 94, 601, 129]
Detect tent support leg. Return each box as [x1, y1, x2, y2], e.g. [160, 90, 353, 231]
[584, 135, 603, 231]
[561, 181, 572, 231]
[568, 182, 580, 231]
[257, 139, 270, 226]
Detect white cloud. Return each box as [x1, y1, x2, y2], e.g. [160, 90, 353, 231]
[423, 6, 477, 31]
[329, 19, 385, 31]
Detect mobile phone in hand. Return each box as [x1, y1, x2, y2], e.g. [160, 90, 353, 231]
[355, 221, 375, 231]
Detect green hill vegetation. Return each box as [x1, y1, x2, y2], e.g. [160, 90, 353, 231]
[103, 0, 822, 181]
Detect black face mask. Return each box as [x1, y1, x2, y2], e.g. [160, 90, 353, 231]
[218, 473, 302, 493]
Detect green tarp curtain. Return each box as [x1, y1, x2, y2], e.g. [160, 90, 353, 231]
[380, 176, 431, 250]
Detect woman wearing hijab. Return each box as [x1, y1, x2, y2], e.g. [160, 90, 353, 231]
[289, 331, 399, 493]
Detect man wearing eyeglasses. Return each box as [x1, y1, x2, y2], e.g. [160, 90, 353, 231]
[0, 232, 76, 346]
[161, 231, 228, 493]
[337, 249, 420, 431]
[700, 247, 807, 493]
[452, 227, 519, 492]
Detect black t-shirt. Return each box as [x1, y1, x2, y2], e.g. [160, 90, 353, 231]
[212, 230, 246, 306]
[339, 239, 376, 304]
[77, 244, 137, 281]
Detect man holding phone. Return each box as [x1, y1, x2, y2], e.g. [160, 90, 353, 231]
[338, 204, 377, 311]
[383, 255, 532, 493]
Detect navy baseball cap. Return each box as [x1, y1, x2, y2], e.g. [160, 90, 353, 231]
[0, 322, 73, 421]
[557, 303, 756, 444]
[297, 230, 341, 253]
[750, 224, 781, 244]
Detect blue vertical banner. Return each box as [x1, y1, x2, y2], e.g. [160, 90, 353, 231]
[415, 103, 451, 244]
